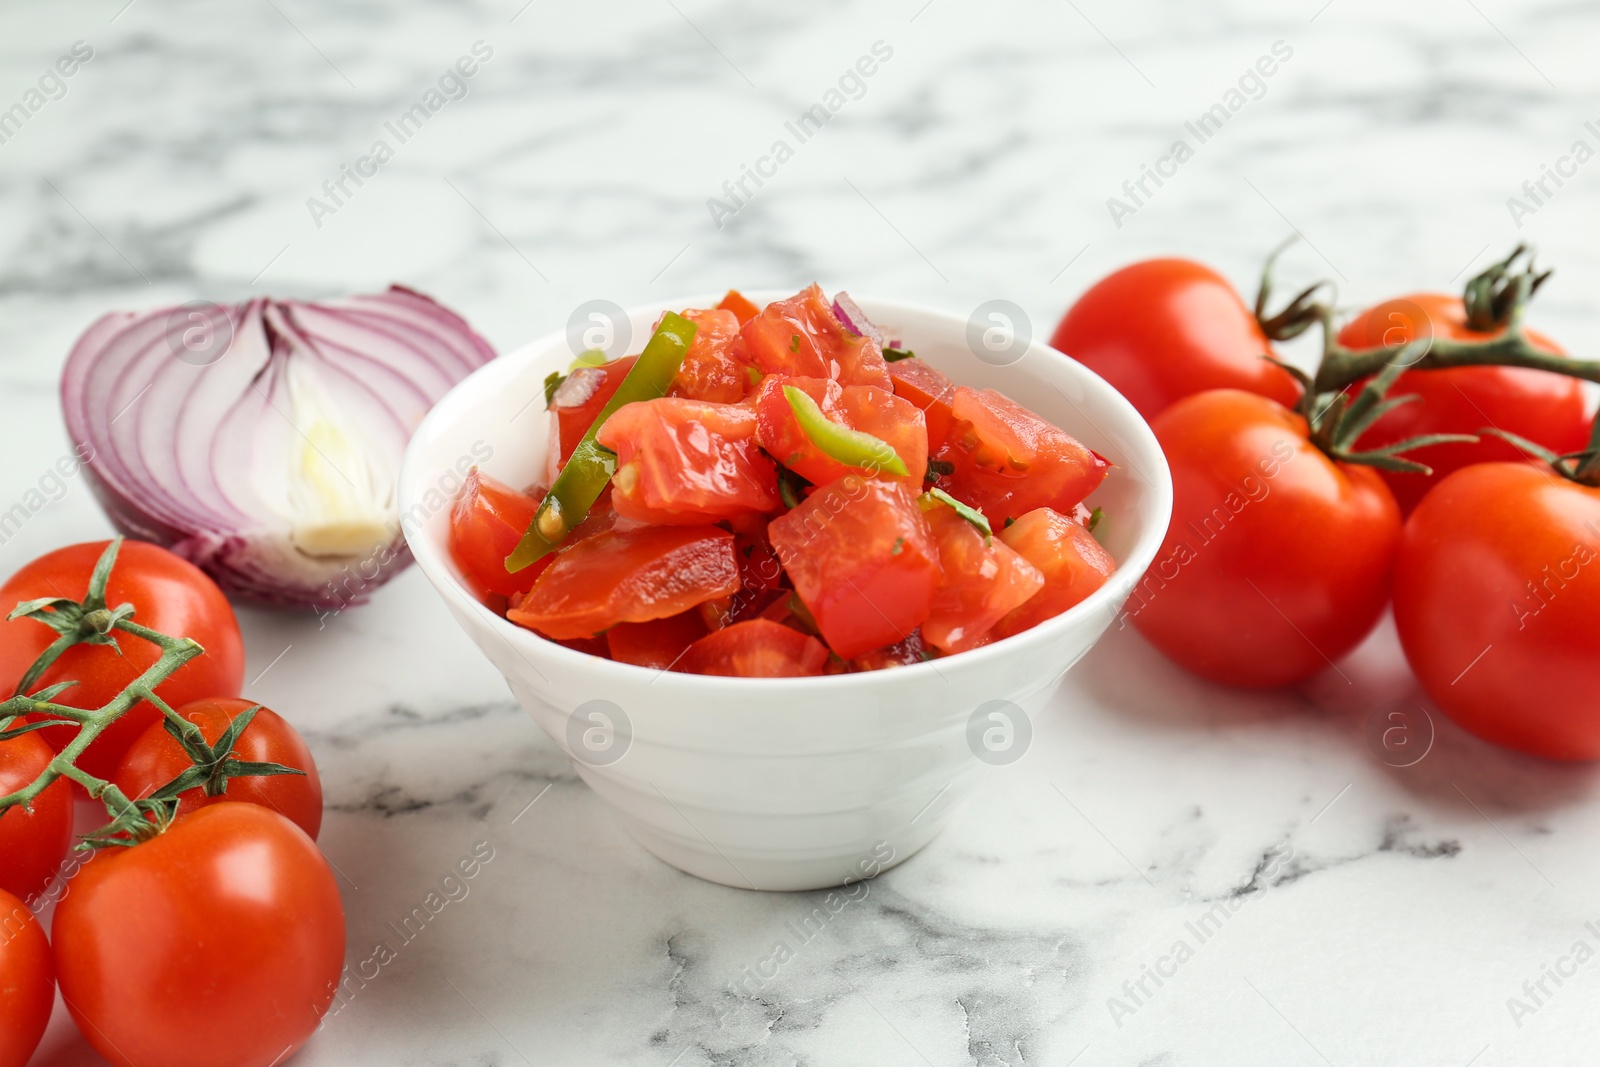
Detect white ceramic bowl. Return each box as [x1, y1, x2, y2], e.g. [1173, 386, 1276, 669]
[400, 294, 1171, 891]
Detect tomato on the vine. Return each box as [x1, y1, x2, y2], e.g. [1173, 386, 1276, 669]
[0, 732, 73, 903]
[53, 803, 345, 1067]
[0, 541, 245, 780]
[0, 887, 53, 1067]
[1394, 462, 1600, 760]
[1130, 389, 1401, 688]
[113, 697, 324, 839]
[1337, 292, 1590, 512]
[1051, 258, 1301, 420]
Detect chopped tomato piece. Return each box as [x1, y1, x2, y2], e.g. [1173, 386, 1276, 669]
[449, 469, 548, 599]
[993, 508, 1116, 638]
[547, 355, 637, 479]
[851, 630, 934, 671]
[934, 387, 1111, 527]
[887, 358, 957, 448]
[596, 398, 779, 524]
[754, 376, 927, 489]
[556, 635, 611, 658]
[920, 502, 1045, 653]
[741, 284, 892, 389]
[716, 289, 761, 326]
[606, 611, 709, 669]
[673, 308, 749, 404]
[767, 478, 939, 658]
[508, 526, 740, 640]
[676, 619, 829, 677]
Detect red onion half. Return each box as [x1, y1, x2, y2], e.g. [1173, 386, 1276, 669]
[61, 286, 495, 610]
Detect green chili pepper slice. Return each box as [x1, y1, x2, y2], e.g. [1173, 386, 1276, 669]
[782, 384, 908, 477]
[505, 312, 699, 572]
[918, 486, 992, 544]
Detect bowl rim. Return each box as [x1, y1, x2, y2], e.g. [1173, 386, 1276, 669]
[400, 291, 1173, 690]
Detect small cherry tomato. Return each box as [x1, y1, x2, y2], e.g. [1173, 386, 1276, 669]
[0, 540, 245, 780]
[53, 804, 344, 1067]
[0, 888, 52, 1067]
[0, 732, 73, 903]
[768, 478, 940, 659]
[1337, 292, 1589, 513]
[1130, 389, 1400, 688]
[920, 501, 1044, 654]
[676, 619, 830, 677]
[932, 387, 1111, 528]
[597, 397, 779, 524]
[741, 284, 892, 388]
[1394, 462, 1600, 759]
[450, 469, 546, 600]
[1050, 258, 1301, 420]
[113, 697, 324, 839]
[993, 507, 1116, 639]
[509, 526, 741, 640]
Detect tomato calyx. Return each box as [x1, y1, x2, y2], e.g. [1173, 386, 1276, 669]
[1461, 243, 1551, 333]
[1254, 236, 1334, 343]
[1482, 418, 1600, 488]
[0, 539, 301, 849]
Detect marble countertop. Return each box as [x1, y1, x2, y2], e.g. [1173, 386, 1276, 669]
[6, 0, 1600, 1064]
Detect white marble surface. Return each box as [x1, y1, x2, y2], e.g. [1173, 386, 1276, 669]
[5, 0, 1600, 1064]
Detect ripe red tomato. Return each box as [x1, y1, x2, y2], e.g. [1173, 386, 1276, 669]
[754, 376, 928, 490]
[888, 357, 957, 447]
[933, 387, 1111, 528]
[851, 630, 934, 671]
[1394, 462, 1600, 759]
[0, 541, 245, 780]
[921, 503, 1044, 654]
[53, 803, 344, 1067]
[993, 507, 1117, 639]
[508, 525, 740, 640]
[605, 612, 709, 669]
[113, 697, 324, 839]
[676, 619, 830, 677]
[450, 469, 546, 599]
[1337, 293, 1589, 513]
[672, 307, 749, 404]
[547, 355, 636, 478]
[741, 284, 892, 389]
[1130, 390, 1401, 687]
[1051, 258, 1301, 420]
[768, 478, 940, 658]
[0, 733, 73, 903]
[0, 888, 52, 1067]
[716, 289, 761, 326]
[596, 397, 779, 523]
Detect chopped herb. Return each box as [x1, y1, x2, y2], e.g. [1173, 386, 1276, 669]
[918, 487, 992, 544]
[789, 333, 801, 353]
[1003, 516, 1015, 529]
[569, 349, 609, 370]
[542, 371, 566, 408]
[1086, 507, 1105, 533]
[778, 466, 810, 510]
[745, 366, 763, 386]
[883, 347, 915, 362]
[891, 536, 905, 555]
[924, 458, 955, 482]
[786, 592, 819, 633]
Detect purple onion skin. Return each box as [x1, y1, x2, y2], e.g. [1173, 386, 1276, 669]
[830, 292, 884, 348]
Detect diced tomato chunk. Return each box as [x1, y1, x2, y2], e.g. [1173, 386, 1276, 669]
[920, 502, 1045, 654]
[676, 619, 829, 677]
[993, 508, 1116, 638]
[672, 308, 749, 404]
[547, 355, 637, 480]
[851, 630, 934, 671]
[887, 358, 957, 447]
[449, 469, 547, 599]
[716, 289, 761, 326]
[508, 526, 740, 640]
[753, 376, 927, 489]
[741, 284, 892, 389]
[606, 611, 709, 669]
[767, 478, 939, 659]
[933, 387, 1111, 527]
[596, 398, 779, 524]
